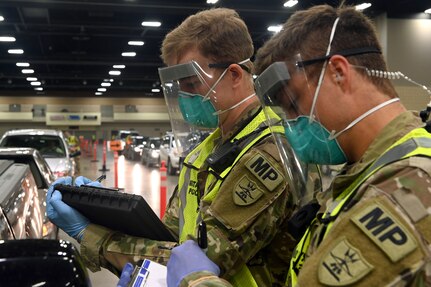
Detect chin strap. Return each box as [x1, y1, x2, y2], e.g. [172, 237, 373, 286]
[328, 98, 400, 140]
[213, 93, 256, 116]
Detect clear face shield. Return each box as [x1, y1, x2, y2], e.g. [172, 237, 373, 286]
[255, 57, 348, 168]
[254, 61, 312, 204]
[158, 61, 223, 157]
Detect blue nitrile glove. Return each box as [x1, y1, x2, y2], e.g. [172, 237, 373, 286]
[167, 240, 220, 287]
[74, 175, 103, 187]
[46, 176, 90, 240]
[117, 262, 134, 287]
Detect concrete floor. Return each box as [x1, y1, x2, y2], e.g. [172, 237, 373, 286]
[59, 143, 178, 286]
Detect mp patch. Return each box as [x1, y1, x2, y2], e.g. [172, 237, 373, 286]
[319, 237, 374, 286]
[233, 175, 263, 206]
[245, 151, 283, 192]
[351, 200, 417, 262]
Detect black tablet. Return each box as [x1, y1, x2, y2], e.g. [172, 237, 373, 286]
[54, 184, 176, 242]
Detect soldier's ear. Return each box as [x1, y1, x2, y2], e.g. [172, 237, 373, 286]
[228, 64, 244, 88]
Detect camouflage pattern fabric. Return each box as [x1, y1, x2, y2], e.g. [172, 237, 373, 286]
[80, 106, 315, 286]
[173, 111, 431, 286]
[295, 111, 431, 286]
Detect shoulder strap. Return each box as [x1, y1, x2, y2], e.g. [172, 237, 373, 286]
[325, 127, 431, 224]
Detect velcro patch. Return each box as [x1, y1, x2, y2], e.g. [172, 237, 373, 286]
[319, 237, 373, 286]
[351, 200, 417, 262]
[245, 151, 283, 192]
[233, 175, 263, 206]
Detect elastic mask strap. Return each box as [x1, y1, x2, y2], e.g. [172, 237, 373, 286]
[328, 98, 400, 140]
[309, 17, 340, 124]
[213, 93, 256, 116]
[203, 68, 229, 101]
[203, 58, 251, 102]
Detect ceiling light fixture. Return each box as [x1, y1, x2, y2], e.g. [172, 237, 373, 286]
[0, 16, 4, 22]
[128, 41, 144, 46]
[141, 21, 161, 27]
[95, 92, 103, 95]
[0, 36, 16, 42]
[122, 52, 136, 57]
[101, 82, 111, 87]
[283, 0, 298, 8]
[26, 77, 38, 81]
[16, 62, 30, 67]
[21, 69, 34, 74]
[113, 65, 126, 69]
[425, 8, 431, 14]
[109, 70, 121, 76]
[30, 81, 41, 86]
[97, 88, 107, 92]
[267, 25, 282, 33]
[8, 49, 24, 54]
[151, 88, 160, 93]
[356, 3, 372, 11]
[207, 0, 219, 4]
[34, 87, 43, 91]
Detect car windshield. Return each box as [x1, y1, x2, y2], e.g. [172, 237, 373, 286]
[149, 139, 161, 149]
[0, 135, 66, 158]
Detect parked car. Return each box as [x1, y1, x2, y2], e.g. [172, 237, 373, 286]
[124, 135, 149, 161]
[0, 129, 80, 178]
[159, 132, 180, 175]
[0, 147, 58, 239]
[0, 239, 91, 286]
[0, 159, 55, 240]
[141, 137, 161, 167]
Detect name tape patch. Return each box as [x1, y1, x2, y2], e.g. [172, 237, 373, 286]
[245, 151, 283, 192]
[351, 201, 417, 262]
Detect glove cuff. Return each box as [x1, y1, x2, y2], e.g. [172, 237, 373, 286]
[74, 227, 87, 243]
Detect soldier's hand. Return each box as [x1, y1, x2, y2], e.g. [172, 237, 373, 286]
[117, 262, 134, 287]
[47, 176, 90, 241]
[167, 240, 220, 287]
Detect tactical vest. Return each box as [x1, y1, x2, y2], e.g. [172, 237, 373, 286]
[177, 107, 283, 287]
[288, 127, 431, 286]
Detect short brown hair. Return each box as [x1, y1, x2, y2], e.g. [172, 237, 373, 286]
[255, 5, 397, 97]
[161, 8, 254, 71]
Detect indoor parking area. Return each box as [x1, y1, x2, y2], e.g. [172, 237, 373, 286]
[1, 0, 431, 286]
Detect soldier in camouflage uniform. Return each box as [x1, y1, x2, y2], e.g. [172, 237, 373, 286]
[166, 4, 431, 287]
[47, 8, 316, 287]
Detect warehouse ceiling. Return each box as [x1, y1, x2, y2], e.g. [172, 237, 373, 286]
[0, 0, 429, 98]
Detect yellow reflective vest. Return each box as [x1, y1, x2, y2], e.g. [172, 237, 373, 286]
[178, 107, 283, 287]
[288, 126, 431, 286]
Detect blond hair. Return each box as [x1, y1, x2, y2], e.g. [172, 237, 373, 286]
[161, 8, 254, 72]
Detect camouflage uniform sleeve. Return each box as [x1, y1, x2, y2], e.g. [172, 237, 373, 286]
[180, 271, 232, 287]
[203, 138, 295, 280]
[80, 186, 181, 274]
[297, 157, 431, 286]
